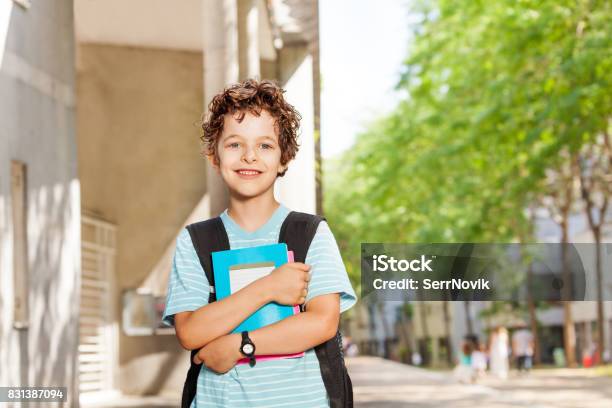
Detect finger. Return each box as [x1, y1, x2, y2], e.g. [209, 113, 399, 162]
[298, 296, 306, 304]
[291, 262, 311, 271]
[304, 272, 311, 282]
[302, 288, 308, 297]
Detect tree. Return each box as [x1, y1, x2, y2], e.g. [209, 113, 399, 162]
[323, 0, 612, 365]
[541, 148, 580, 367]
[577, 132, 612, 364]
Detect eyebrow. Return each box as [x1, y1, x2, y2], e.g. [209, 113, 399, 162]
[258, 135, 277, 143]
[224, 134, 277, 143]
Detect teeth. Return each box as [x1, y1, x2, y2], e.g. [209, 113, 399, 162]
[238, 170, 259, 175]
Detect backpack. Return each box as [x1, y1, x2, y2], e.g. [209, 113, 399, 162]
[180, 211, 353, 408]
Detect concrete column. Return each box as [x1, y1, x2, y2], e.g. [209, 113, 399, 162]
[311, 0, 322, 215]
[1, 1, 79, 404]
[238, 0, 260, 80]
[274, 47, 316, 214]
[203, 0, 239, 217]
[431, 337, 440, 367]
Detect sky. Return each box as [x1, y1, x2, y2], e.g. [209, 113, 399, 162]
[319, 0, 413, 158]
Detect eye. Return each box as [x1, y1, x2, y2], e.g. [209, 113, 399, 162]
[227, 142, 240, 149]
[260, 143, 273, 150]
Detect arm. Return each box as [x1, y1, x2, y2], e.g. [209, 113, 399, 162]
[174, 277, 271, 350]
[195, 221, 356, 372]
[251, 293, 340, 354]
[175, 262, 311, 350]
[194, 294, 339, 371]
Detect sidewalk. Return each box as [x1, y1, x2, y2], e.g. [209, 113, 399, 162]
[347, 356, 612, 408]
[80, 357, 612, 407]
[80, 392, 179, 408]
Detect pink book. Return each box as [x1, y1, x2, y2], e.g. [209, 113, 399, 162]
[237, 250, 304, 364]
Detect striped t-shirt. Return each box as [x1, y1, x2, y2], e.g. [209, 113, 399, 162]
[162, 203, 357, 408]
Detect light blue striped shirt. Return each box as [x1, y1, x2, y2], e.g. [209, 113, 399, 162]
[162, 203, 357, 407]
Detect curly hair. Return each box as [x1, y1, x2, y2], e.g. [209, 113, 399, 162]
[200, 78, 301, 177]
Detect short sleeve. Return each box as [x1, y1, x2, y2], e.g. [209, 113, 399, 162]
[304, 221, 357, 313]
[162, 228, 211, 327]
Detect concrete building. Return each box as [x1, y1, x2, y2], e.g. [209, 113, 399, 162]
[1, 0, 321, 406]
[1, 0, 80, 406]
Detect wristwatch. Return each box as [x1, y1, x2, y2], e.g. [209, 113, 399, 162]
[240, 331, 256, 367]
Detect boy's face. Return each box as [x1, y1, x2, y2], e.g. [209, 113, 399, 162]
[210, 109, 286, 199]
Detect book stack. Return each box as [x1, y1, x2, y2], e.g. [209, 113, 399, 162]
[212, 243, 304, 362]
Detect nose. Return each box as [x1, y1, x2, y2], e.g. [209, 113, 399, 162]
[242, 144, 257, 163]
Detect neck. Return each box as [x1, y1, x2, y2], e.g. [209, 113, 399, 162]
[227, 192, 280, 233]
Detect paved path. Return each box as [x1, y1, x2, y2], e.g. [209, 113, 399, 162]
[81, 393, 178, 408]
[347, 356, 612, 408]
[81, 357, 612, 407]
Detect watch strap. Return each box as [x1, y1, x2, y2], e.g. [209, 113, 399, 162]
[240, 331, 256, 367]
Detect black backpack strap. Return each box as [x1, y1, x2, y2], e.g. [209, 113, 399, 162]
[180, 217, 230, 408]
[278, 211, 325, 265]
[278, 211, 353, 408]
[186, 217, 230, 302]
[278, 211, 323, 314]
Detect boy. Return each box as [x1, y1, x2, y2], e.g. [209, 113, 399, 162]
[162, 78, 356, 407]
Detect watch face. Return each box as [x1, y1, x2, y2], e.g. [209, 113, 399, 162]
[242, 343, 254, 355]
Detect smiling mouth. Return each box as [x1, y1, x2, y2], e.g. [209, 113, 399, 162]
[235, 169, 262, 177]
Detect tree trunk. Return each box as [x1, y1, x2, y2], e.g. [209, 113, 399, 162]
[520, 214, 541, 366]
[561, 225, 577, 367]
[377, 302, 392, 359]
[526, 251, 541, 365]
[595, 231, 604, 364]
[563, 302, 577, 367]
[578, 140, 608, 366]
[545, 152, 578, 368]
[398, 302, 414, 363]
[417, 289, 430, 365]
[528, 299, 541, 364]
[442, 295, 453, 365]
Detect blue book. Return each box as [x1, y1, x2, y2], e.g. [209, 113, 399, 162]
[211, 243, 299, 333]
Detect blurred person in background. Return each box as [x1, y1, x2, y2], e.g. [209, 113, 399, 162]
[512, 323, 534, 375]
[411, 351, 422, 366]
[342, 335, 359, 357]
[489, 326, 509, 379]
[471, 341, 488, 381]
[454, 339, 475, 384]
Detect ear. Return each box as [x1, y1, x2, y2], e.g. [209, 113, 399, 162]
[207, 154, 220, 173]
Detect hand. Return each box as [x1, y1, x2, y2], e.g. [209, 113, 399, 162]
[194, 333, 241, 374]
[263, 262, 311, 305]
